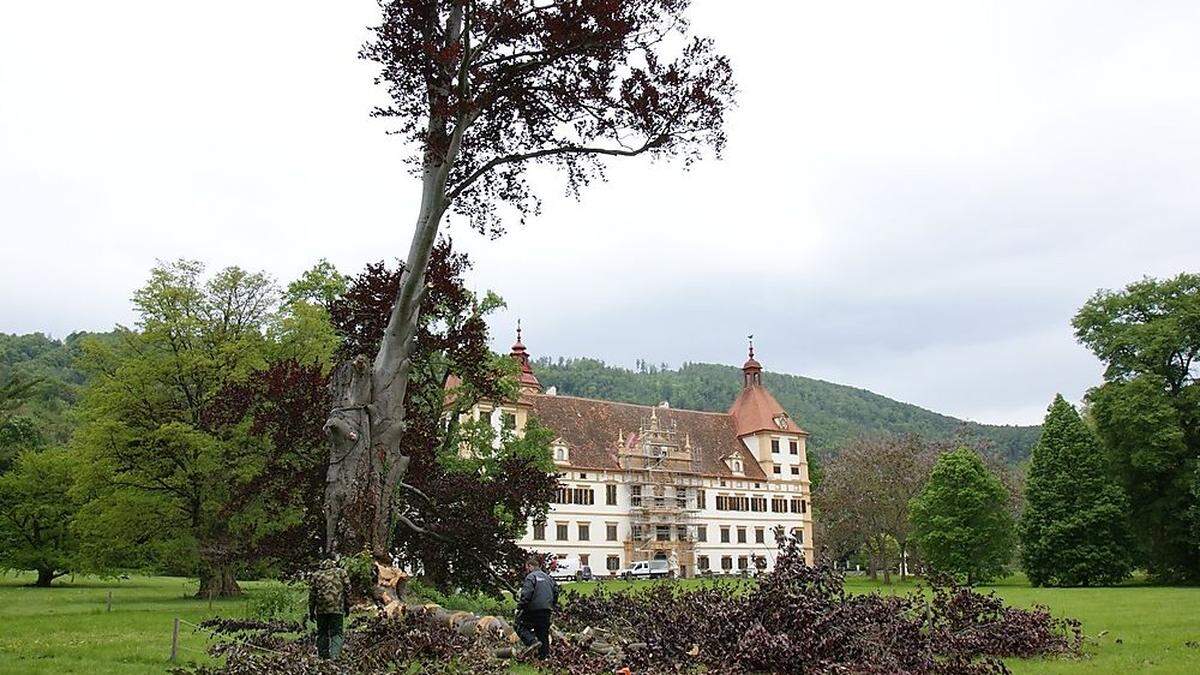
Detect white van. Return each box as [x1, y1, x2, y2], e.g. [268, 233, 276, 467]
[547, 554, 583, 581]
[618, 559, 673, 580]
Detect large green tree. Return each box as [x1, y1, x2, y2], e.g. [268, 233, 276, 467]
[72, 260, 337, 596]
[910, 448, 1015, 584]
[1020, 395, 1133, 586]
[816, 434, 938, 583]
[0, 448, 82, 586]
[1073, 273, 1200, 582]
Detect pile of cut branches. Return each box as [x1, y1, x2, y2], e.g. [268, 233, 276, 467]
[177, 540, 1081, 674]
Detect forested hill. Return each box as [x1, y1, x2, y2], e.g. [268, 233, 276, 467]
[532, 358, 1040, 464]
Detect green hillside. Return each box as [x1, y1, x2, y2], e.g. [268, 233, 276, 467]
[0, 332, 1040, 465]
[0, 332, 94, 450]
[533, 358, 1040, 463]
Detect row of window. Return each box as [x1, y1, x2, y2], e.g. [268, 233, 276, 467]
[533, 521, 806, 545]
[773, 465, 803, 476]
[716, 496, 807, 514]
[552, 484, 620, 506]
[533, 522, 621, 542]
[564, 554, 779, 574]
[697, 554, 764, 571]
[552, 485, 808, 514]
[770, 438, 802, 455]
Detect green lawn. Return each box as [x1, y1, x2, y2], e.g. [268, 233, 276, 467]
[1, 571, 1197, 674]
[0, 572, 291, 674]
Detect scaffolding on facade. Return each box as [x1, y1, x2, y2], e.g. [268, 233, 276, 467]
[619, 408, 700, 575]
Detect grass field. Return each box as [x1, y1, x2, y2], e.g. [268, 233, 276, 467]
[1, 571, 1197, 674]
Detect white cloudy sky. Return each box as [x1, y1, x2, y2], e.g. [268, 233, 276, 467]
[3, 1, 1199, 426]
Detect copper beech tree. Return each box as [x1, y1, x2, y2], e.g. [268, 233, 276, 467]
[325, 0, 736, 556]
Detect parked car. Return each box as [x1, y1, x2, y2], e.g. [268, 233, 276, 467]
[618, 559, 673, 580]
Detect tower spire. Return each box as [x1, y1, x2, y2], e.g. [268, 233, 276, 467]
[509, 320, 541, 394]
[741, 334, 763, 387]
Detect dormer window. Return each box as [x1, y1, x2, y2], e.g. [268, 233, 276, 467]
[725, 454, 745, 476]
[773, 413, 789, 430]
[553, 443, 569, 464]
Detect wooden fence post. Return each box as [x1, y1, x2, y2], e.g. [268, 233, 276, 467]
[170, 617, 180, 663]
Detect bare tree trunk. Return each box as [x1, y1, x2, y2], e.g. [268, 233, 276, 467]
[197, 564, 242, 599]
[321, 6, 473, 566]
[34, 568, 61, 588]
[323, 153, 457, 559]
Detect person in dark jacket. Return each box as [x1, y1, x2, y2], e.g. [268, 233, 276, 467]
[515, 555, 558, 658]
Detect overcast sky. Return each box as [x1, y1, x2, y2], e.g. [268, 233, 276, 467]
[3, 1, 1199, 426]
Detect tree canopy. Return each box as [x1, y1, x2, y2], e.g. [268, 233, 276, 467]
[71, 260, 337, 596]
[1073, 272, 1200, 582]
[815, 434, 937, 582]
[910, 448, 1015, 584]
[1019, 395, 1133, 586]
[324, 0, 737, 557]
[0, 447, 82, 586]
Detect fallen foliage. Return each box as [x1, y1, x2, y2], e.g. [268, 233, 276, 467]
[177, 540, 1081, 674]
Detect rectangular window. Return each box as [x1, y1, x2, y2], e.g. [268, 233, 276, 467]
[606, 523, 618, 541]
[606, 484, 618, 505]
[737, 527, 747, 544]
[738, 556, 748, 570]
[751, 497, 767, 512]
[773, 465, 781, 475]
[632, 524, 643, 541]
[533, 522, 545, 540]
[721, 556, 733, 571]
[755, 527, 765, 544]
[697, 555, 710, 571]
[771, 439, 780, 453]
[697, 525, 707, 542]
[573, 487, 595, 505]
[720, 527, 730, 543]
[607, 555, 620, 571]
[801, 499, 808, 514]
[580, 554, 590, 567]
[696, 489, 706, 509]
[772, 497, 787, 513]
[578, 523, 590, 541]
[556, 523, 568, 541]
[631, 485, 642, 507]
[715, 495, 726, 511]
[790, 466, 800, 476]
[789, 439, 799, 455]
[656, 525, 670, 542]
[677, 525, 689, 541]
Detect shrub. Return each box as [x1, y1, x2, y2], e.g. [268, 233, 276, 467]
[245, 582, 303, 622]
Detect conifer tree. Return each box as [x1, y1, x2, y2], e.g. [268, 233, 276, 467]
[1019, 395, 1133, 586]
[910, 448, 1015, 584]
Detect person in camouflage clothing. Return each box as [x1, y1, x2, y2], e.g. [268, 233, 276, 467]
[308, 556, 351, 659]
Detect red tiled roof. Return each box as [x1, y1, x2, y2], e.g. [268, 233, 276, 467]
[529, 394, 766, 479]
[729, 384, 808, 437]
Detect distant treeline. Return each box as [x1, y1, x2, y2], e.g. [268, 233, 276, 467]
[533, 357, 1041, 463]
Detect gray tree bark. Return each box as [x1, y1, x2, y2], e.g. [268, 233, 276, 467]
[322, 32, 471, 554]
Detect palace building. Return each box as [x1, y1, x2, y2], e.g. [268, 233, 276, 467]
[465, 329, 815, 578]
